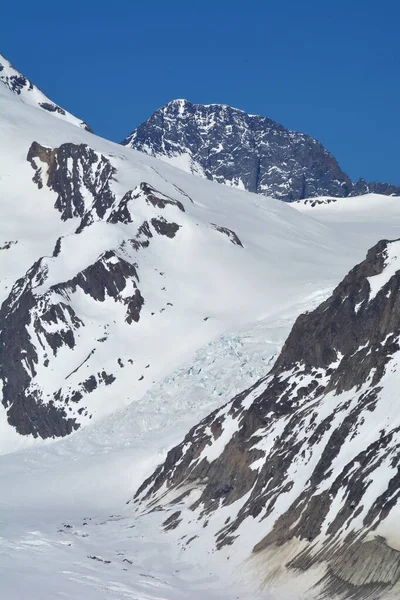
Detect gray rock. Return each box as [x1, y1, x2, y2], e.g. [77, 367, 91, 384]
[123, 100, 400, 201]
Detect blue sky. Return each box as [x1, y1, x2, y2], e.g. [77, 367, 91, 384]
[2, 0, 399, 184]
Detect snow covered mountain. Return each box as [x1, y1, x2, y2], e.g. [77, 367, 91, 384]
[123, 99, 400, 201]
[135, 237, 400, 599]
[4, 50, 400, 600]
[2, 69, 361, 453]
[0, 53, 92, 131]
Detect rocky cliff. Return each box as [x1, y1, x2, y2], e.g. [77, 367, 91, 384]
[123, 99, 400, 202]
[135, 238, 400, 599]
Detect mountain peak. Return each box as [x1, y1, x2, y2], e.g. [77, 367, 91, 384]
[165, 99, 248, 113]
[122, 101, 400, 202]
[0, 52, 92, 132]
[122, 100, 352, 201]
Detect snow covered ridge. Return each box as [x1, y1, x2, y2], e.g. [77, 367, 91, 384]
[122, 99, 400, 202]
[0, 53, 92, 131]
[134, 238, 400, 600]
[2, 139, 255, 440]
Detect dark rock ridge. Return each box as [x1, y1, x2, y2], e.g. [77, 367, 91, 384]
[27, 142, 187, 233]
[134, 238, 400, 599]
[210, 223, 243, 247]
[0, 52, 92, 131]
[28, 141, 117, 227]
[352, 178, 400, 197]
[123, 99, 400, 202]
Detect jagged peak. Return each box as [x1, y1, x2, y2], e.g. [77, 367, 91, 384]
[123, 99, 400, 203]
[163, 98, 250, 115]
[123, 98, 350, 201]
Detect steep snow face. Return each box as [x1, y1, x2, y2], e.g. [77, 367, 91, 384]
[0, 53, 92, 131]
[122, 99, 353, 202]
[135, 239, 400, 600]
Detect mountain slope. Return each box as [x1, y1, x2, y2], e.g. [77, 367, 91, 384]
[2, 77, 365, 454]
[0, 53, 92, 131]
[123, 99, 400, 202]
[134, 238, 400, 600]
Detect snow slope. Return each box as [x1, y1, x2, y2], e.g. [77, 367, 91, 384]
[0, 53, 92, 131]
[3, 240, 400, 600]
[293, 193, 400, 232]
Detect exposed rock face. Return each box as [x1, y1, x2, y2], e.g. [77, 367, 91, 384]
[27, 141, 116, 225]
[135, 238, 400, 599]
[353, 178, 400, 197]
[123, 99, 400, 202]
[0, 245, 148, 438]
[0, 53, 92, 131]
[210, 223, 243, 247]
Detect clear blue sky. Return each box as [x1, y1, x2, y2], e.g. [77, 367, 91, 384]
[2, 0, 399, 184]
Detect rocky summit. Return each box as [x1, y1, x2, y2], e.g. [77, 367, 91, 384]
[123, 99, 400, 201]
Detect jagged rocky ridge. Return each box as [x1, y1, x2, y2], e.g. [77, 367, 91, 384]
[0, 53, 91, 131]
[135, 238, 400, 599]
[1, 139, 246, 439]
[123, 99, 400, 202]
[353, 178, 400, 198]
